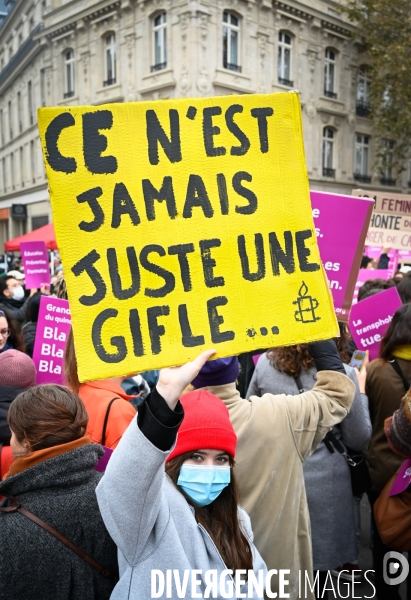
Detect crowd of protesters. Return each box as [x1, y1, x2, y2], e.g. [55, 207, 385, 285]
[0, 249, 410, 600]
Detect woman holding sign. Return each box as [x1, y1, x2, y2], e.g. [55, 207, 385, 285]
[96, 350, 269, 599]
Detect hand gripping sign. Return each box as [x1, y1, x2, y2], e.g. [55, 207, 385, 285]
[38, 93, 338, 382]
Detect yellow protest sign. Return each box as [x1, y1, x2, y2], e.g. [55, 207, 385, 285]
[38, 93, 338, 382]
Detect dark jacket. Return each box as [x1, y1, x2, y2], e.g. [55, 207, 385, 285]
[0, 444, 118, 600]
[0, 296, 30, 324]
[0, 386, 24, 444]
[366, 357, 411, 493]
[22, 321, 37, 357]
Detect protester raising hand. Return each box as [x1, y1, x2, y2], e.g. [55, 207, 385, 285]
[156, 349, 216, 409]
[97, 349, 267, 600]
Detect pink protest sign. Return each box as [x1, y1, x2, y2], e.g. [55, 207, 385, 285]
[352, 269, 391, 305]
[310, 191, 374, 322]
[390, 459, 411, 497]
[95, 446, 113, 472]
[20, 241, 50, 289]
[348, 286, 402, 361]
[32, 296, 71, 384]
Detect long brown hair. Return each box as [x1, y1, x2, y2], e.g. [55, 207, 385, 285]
[380, 304, 411, 360]
[0, 307, 26, 353]
[166, 451, 253, 573]
[267, 322, 351, 376]
[8, 384, 88, 452]
[64, 329, 81, 392]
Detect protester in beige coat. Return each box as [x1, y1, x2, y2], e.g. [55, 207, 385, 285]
[191, 340, 356, 600]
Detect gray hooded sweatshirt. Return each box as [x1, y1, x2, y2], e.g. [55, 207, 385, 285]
[96, 416, 267, 600]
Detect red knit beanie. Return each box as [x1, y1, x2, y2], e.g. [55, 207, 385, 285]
[166, 389, 237, 462]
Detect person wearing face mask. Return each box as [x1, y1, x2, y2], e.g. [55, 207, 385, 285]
[96, 350, 268, 599]
[0, 276, 31, 324]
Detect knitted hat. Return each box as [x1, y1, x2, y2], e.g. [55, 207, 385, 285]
[166, 389, 237, 462]
[0, 350, 37, 389]
[191, 357, 239, 389]
[385, 392, 411, 457]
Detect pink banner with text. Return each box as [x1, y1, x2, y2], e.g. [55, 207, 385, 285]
[32, 296, 71, 384]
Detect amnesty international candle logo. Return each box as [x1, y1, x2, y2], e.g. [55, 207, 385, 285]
[293, 282, 320, 324]
[38, 93, 338, 382]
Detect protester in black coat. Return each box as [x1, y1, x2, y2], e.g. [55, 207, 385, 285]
[22, 292, 42, 357]
[0, 384, 118, 600]
[0, 350, 36, 444]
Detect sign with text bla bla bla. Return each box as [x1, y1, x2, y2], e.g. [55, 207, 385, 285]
[38, 93, 338, 382]
[32, 296, 71, 384]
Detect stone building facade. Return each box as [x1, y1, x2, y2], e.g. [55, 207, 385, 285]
[0, 0, 407, 249]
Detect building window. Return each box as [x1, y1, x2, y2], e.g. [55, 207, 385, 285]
[380, 139, 395, 186]
[28, 80, 33, 125]
[356, 68, 371, 117]
[64, 49, 75, 98]
[2, 157, 6, 192]
[104, 33, 116, 86]
[324, 48, 337, 99]
[354, 133, 371, 183]
[223, 11, 241, 72]
[10, 152, 14, 190]
[8, 100, 12, 140]
[17, 91, 22, 133]
[20, 146, 24, 187]
[322, 128, 335, 178]
[152, 12, 167, 72]
[0, 109, 4, 145]
[40, 69, 46, 106]
[30, 139, 35, 183]
[278, 32, 293, 87]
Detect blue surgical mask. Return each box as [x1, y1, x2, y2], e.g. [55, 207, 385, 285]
[177, 464, 231, 507]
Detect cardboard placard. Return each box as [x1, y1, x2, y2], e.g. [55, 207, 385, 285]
[38, 93, 338, 382]
[310, 191, 373, 322]
[32, 296, 71, 384]
[348, 286, 402, 361]
[20, 241, 50, 289]
[353, 189, 411, 250]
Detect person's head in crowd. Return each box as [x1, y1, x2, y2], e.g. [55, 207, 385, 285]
[379, 304, 411, 361]
[0, 349, 36, 390]
[265, 323, 351, 377]
[191, 356, 239, 389]
[64, 329, 81, 392]
[360, 255, 373, 269]
[54, 275, 67, 300]
[25, 292, 41, 323]
[357, 278, 391, 302]
[397, 276, 411, 304]
[0, 308, 25, 353]
[7, 269, 25, 286]
[165, 388, 252, 572]
[0, 275, 25, 303]
[394, 271, 405, 281]
[8, 384, 88, 458]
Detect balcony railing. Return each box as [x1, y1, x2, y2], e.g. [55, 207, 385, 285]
[324, 89, 337, 99]
[103, 77, 116, 87]
[323, 167, 335, 178]
[278, 77, 293, 87]
[380, 176, 396, 186]
[63, 90, 75, 99]
[353, 172, 371, 183]
[356, 101, 371, 118]
[151, 62, 167, 72]
[223, 60, 242, 73]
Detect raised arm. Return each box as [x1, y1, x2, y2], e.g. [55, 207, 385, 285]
[96, 350, 215, 565]
[284, 339, 356, 459]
